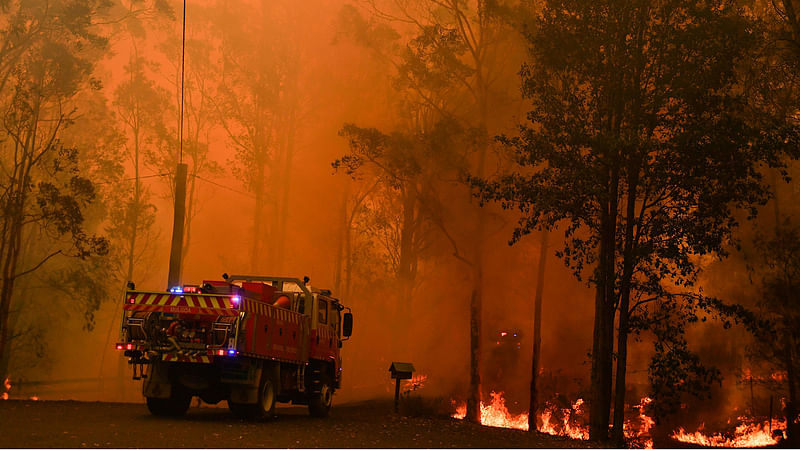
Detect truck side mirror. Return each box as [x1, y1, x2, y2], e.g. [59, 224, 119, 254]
[343, 312, 353, 337]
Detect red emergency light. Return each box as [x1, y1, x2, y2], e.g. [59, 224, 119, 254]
[183, 285, 201, 294]
[126, 343, 133, 350]
[115, 344, 123, 350]
[217, 349, 224, 356]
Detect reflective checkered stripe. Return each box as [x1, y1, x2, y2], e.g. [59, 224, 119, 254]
[122, 291, 238, 316]
[162, 354, 211, 363]
[242, 300, 302, 323]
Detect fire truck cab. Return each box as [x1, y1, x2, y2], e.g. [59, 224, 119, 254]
[116, 275, 353, 419]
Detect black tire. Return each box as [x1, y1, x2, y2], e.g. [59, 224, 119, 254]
[229, 372, 277, 420]
[255, 374, 277, 419]
[146, 387, 191, 416]
[308, 373, 333, 418]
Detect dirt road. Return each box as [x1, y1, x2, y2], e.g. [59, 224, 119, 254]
[0, 399, 596, 448]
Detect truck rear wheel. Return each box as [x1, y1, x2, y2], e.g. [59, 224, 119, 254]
[229, 373, 276, 420]
[308, 374, 333, 418]
[146, 387, 191, 416]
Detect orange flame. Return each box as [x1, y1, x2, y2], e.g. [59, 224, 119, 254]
[1, 377, 9, 400]
[452, 392, 529, 430]
[452, 392, 663, 446]
[538, 397, 590, 439]
[623, 396, 654, 449]
[671, 418, 786, 447]
[451, 391, 591, 438]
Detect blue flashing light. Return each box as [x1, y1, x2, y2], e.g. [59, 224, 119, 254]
[169, 286, 183, 294]
[230, 295, 241, 304]
[228, 348, 236, 356]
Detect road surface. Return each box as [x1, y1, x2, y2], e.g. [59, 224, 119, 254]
[0, 399, 597, 448]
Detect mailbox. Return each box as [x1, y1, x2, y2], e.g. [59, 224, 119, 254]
[389, 362, 415, 380]
[389, 362, 415, 412]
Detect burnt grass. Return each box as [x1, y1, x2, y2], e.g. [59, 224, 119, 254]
[0, 398, 600, 448]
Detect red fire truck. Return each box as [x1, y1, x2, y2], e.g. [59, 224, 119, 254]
[115, 274, 353, 419]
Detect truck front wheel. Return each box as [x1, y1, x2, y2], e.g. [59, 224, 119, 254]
[308, 374, 333, 418]
[146, 388, 191, 416]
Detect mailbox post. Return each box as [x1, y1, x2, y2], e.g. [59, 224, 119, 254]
[389, 362, 415, 413]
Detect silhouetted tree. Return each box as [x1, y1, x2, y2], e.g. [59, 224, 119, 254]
[475, 0, 799, 442]
[746, 224, 800, 444]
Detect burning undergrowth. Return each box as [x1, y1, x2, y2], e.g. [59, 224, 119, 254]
[671, 417, 787, 447]
[451, 392, 654, 447]
[449, 391, 791, 448]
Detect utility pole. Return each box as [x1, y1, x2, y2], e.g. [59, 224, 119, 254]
[167, 163, 188, 289]
[167, 0, 188, 290]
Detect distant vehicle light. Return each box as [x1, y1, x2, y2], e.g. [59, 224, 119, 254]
[169, 286, 183, 294]
[500, 332, 507, 337]
[126, 344, 133, 350]
[115, 344, 123, 350]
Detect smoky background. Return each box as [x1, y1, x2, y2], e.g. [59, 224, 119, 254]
[0, 1, 790, 436]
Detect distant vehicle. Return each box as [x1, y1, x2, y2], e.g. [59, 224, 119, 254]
[116, 275, 353, 419]
[484, 328, 524, 400]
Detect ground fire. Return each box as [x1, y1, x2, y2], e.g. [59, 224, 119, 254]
[671, 417, 787, 447]
[451, 391, 792, 448]
[451, 392, 589, 438]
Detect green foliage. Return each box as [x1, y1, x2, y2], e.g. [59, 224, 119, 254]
[0, 0, 115, 380]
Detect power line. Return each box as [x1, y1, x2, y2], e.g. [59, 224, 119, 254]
[179, 0, 186, 164]
[93, 173, 170, 185]
[194, 175, 255, 199]
[94, 173, 254, 200]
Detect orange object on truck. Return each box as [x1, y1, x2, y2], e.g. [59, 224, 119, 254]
[116, 275, 353, 419]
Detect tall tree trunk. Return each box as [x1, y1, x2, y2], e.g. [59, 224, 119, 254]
[181, 163, 198, 276]
[250, 158, 266, 272]
[529, 229, 549, 432]
[467, 147, 488, 423]
[274, 75, 299, 273]
[396, 183, 418, 348]
[590, 162, 619, 441]
[785, 330, 798, 444]
[333, 182, 350, 296]
[0, 193, 25, 388]
[612, 164, 639, 445]
[467, 267, 483, 424]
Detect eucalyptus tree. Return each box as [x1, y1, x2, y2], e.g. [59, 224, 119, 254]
[475, 0, 798, 441]
[337, 0, 524, 422]
[0, 0, 112, 386]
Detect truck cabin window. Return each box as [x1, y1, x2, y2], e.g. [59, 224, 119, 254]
[318, 298, 328, 324]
